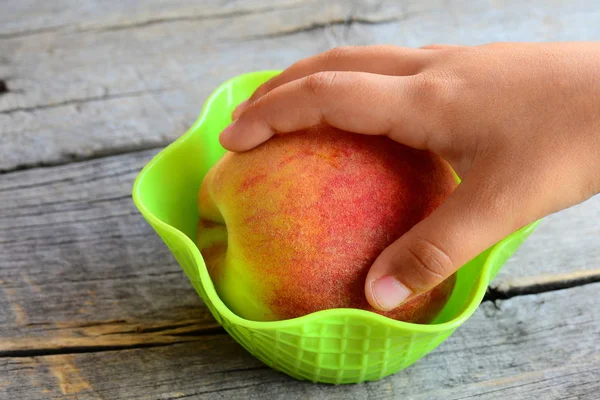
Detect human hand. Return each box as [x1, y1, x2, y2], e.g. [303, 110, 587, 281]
[219, 43, 600, 312]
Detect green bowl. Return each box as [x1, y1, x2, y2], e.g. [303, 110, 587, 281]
[132, 70, 540, 384]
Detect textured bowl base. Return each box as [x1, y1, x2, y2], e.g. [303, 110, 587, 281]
[224, 321, 456, 384]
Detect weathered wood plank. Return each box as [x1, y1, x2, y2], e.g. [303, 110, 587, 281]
[0, 319, 221, 357]
[0, 0, 405, 171]
[2, 0, 600, 171]
[0, 149, 220, 349]
[1, 282, 598, 399]
[0, 0, 324, 38]
[0, 149, 598, 347]
[494, 196, 600, 288]
[1, 1, 598, 398]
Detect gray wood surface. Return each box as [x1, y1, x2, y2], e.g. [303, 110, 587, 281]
[495, 197, 600, 288]
[0, 130, 598, 399]
[2, 282, 598, 399]
[1, 0, 600, 399]
[0, 149, 597, 345]
[2, 0, 600, 171]
[0, 150, 214, 349]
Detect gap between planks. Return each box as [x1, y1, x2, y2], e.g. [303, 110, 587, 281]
[1, 319, 225, 358]
[0, 141, 166, 174]
[486, 269, 600, 301]
[2, 275, 599, 359]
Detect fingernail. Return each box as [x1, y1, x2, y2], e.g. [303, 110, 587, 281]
[220, 120, 236, 142]
[371, 276, 412, 311]
[232, 100, 248, 120]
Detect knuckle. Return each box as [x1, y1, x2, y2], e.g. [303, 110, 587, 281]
[303, 71, 338, 96]
[411, 74, 451, 106]
[322, 46, 354, 62]
[409, 73, 463, 138]
[403, 237, 454, 288]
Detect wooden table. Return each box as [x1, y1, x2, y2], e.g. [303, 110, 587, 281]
[1, 1, 599, 399]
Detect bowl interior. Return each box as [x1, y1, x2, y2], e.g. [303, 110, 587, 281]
[133, 71, 537, 330]
[135, 71, 278, 242]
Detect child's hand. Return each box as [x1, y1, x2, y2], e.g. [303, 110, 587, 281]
[220, 43, 600, 312]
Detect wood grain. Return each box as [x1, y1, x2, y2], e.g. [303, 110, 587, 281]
[2, 1, 600, 398]
[494, 196, 600, 289]
[0, 150, 596, 400]
[2, 0, 600, 171]
[1, 282, 598, 399]
[0, 149, 598, 351]
[0, 149, 218, 349]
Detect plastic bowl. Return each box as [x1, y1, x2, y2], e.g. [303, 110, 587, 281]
[132, 70, 540, 384]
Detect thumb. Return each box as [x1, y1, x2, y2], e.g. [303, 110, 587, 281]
[365, 172, 526, 312]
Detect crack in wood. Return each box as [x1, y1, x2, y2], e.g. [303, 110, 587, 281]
[0, 231, 149, 248]
[0, 144, 162, 174]
[75, 319, 128, 329]
[170, 380, 284, 399]
[0, 195, 135, 219]
[0, 79, 7, 95]
[0, 323, 225, 358]
[0, 341, 195, 358]
[0, 88, 168, 115]
[0, 211, 140, 232]
[0, 25, 66, 40]
[240, 12, 421, 41]
[81, 3, 305, 34]
[485, 270, 600, 301]
[205, 365, 269, 375]
[0, 2, 305, 40]
[100, 322, 217, 336]
[0, 164, 143, 193]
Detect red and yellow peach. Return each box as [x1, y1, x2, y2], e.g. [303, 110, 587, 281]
[197, 126, 457, 322]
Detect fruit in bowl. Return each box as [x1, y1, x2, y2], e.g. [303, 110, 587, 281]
[134, 71, 540, 383]
[197, 125, 458, 323]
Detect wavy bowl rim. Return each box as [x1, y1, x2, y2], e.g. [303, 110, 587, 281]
[132, 70, 540, 334]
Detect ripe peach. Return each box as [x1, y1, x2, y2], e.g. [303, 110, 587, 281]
[197, 126, 457, 322]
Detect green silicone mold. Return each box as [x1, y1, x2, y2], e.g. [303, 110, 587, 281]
[132, 70, 540, 384]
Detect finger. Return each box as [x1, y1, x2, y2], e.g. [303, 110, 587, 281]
[364, 169, 532, 312]
[221, 71, 443, 153]
[232, 45, 433, 119]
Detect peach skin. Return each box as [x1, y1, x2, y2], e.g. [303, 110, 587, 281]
[197, 126, 457, 322]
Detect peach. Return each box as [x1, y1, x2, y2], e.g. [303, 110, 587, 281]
[197, 126, 457, 323]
